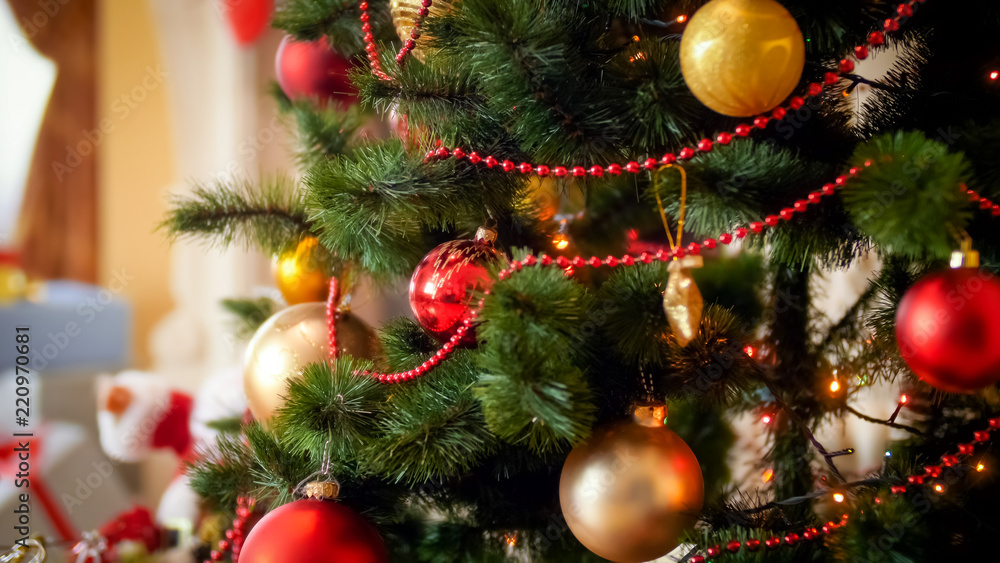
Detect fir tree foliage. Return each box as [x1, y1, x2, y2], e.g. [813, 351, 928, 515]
[165, 0, 1000, 560]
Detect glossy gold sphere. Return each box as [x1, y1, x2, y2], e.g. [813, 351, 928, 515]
[559, 406, 704, 562]
[244, 303, 379, 422]
[390, 0, 459, 62]
[680, 0, 805, 117]
[274, 237, 331, 305]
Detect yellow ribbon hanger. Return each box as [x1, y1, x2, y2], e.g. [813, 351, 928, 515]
[652, 163, 703, 347]
[653, 164, 687, 254]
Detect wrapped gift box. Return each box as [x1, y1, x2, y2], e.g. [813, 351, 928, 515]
[0, 421, 132, 544]
[0, 280, 132, 374]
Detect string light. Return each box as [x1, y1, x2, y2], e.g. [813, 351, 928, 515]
[744, 345, 756, 358]
[762, 468, 774, 483]
[888, 394, 908, 423]
[991, 70, 999, 80]
[553, 234, 570, 250]
[977, 462, 986, 472]
[933, 483, 945, 494]
[829, 379, 841, 393]
[833, 492, 845, 503]
[504, 533, 517, 546]
[761, 413, 773, 424]
[676, 15, 688, 23]
[885, 450, 892, 457]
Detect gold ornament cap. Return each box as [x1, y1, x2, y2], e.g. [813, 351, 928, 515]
[475, 226, 498, 245]
[302, 481, 340, 500]
[950, 238, 980, 268]
[631, 402, 667, 427]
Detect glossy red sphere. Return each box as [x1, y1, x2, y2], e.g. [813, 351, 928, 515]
[409, 232, 502, 344]
[224, 0, 273, 46]
[276, 36, 357, 105]
[240, 499, 387, 563]
[895, 268, 1000, 393]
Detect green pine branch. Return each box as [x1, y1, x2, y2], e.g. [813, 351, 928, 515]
[161, 177, 314, 257]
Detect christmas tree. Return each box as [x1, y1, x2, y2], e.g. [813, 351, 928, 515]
[162, 0, 1000, 561]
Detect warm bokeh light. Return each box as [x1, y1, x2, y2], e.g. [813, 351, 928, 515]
[677, 15, 688, 23]
[762, 468, 774, 483]
[833, 492, 845, 503]
[829, 380, 841, 393]
[899, 394, 909, 404]
[933, 483, 945, 493]
[977, 462, 986, 472]
[991, 70, 999, 80]
[744, 345, 756, 358]
[553, 234, 570, 250]
[761, 413, 772, 424]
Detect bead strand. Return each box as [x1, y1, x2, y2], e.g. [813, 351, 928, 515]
[688, 416, 997, 562]
[408, 0, 925, 177]
[358, 2, 391, 81]
[326, 278, 340, 361]
[360, 0, 433, 78]
[890, 418, 999, 495]
[356, 296, 486, 383]
[205, 496, 255, 563]
[358, 163, 866, 383]
[967, 188, 1000, 216]
[395, 0, 433, 65]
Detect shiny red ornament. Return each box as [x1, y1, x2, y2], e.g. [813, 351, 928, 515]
[276, 35, 357, 105]
[222, 0, 274, 46]
[409, 228, 503, 344]
[240, 499, 387, 563]
[895, 267, 1000, 393]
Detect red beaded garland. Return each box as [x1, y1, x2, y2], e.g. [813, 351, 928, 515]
[352, 0, 943, 388]
[359, 1, 932, 185]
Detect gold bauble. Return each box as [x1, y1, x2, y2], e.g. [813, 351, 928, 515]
[390, 0, 459, 62]
[244, 303, 379, 422]
[274, 237, 331, 305]
[559, 404, 704, 563]
[679, 0, 805, 117]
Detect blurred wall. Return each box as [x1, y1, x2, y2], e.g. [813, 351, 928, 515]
[98, 0, 175, 368]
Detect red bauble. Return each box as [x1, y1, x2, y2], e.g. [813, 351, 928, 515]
[240, 499, 387, 563]
[409, 228, 503, 344]
[276, 35, 357, 105]
[222, 0, 273, 46]
[895, 267, 1000, 393]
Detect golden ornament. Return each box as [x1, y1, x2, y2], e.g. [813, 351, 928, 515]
[391, 0, 459, 63]
[664, 255, 704, 347]
[274, 237, 331, 305]
[559, 403, 704, 563]
[679, 0, 805, 117]
[244, 302, 379, 422]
